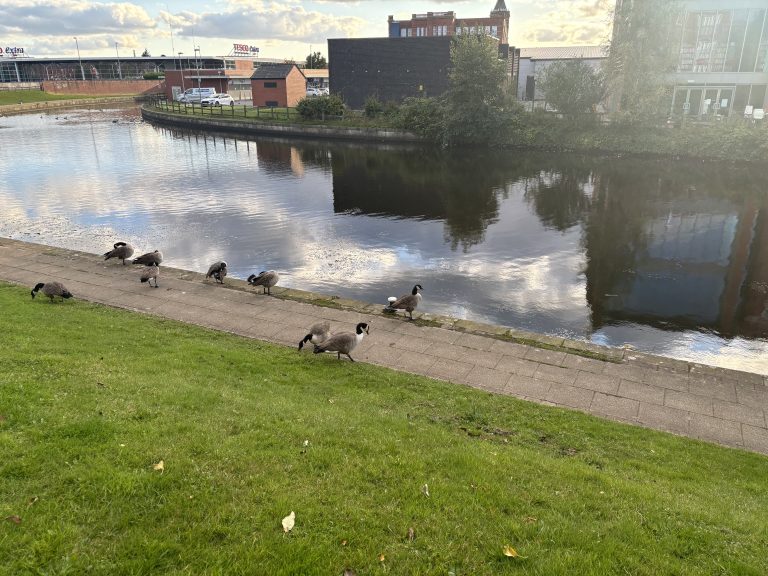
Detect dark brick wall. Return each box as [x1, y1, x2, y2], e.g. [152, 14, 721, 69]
[328, 37, 452, 109]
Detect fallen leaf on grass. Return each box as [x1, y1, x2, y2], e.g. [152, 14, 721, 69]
[153, 460, 164, 474]
[282, 511, 295, 533]
[524, 516, 537, 524]
[28, 497, 39, 507]
[407, 527, 415, 541]
[340, 539, 348, 546]
[503, 545, 527, 559]
[378, 553, 385, 562]
[5, 515, 21, 525]
[421, 483, 430, 497]
[343, 569, 356, 576]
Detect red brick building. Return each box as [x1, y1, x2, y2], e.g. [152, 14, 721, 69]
[387, 0, 510, 44]
[251, 63, 306, 108]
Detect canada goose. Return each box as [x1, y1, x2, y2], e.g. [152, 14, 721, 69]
[133, 250, 163, 266]
[30, 281, 73, 302]
[313, 322, 369, 362]
[103, 241, 134, 265]
[247, 270, 279, 295]
[298, 321, 331, 351]
[206, 261, 227, 284]
[388, 284, 423, 320]
[140, 262, 160, 287]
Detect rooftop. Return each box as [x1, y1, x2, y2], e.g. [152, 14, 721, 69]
[519, 46, 606, 60]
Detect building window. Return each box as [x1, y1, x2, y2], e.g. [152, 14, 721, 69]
[264, 81, 277, 88]
[456, 26, 462, 35]
[401, 28, 408, 37]
[224, 59, 236, 70]
[265, 100, 278, 107]
[416, 27, 425, 37]
[491, 25, 498, 37]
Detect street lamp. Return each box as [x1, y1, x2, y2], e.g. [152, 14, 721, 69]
[178, 52, 185, 92]
[74, 36, 85, 80]
[194, 46, 201, 91]
[115, 41, 122, 80]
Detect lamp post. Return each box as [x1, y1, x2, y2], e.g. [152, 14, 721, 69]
[194, 46, 201, 92]
[74, 36, 85, 80]
[178, 52, 185, 92]
[115, 41, 122, 80]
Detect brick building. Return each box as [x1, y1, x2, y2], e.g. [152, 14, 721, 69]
[251, 63, 306, 108]
[387, 0, 510, 44]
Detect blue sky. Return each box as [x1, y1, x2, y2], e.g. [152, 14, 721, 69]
[0, 0, 613, 61]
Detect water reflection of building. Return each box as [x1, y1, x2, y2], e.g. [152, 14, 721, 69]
[584, 164, 768, 338]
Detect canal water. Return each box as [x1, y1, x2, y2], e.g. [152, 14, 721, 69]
[1, 105, 767, 374]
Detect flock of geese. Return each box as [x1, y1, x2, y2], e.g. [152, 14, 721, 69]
[30, 241, 426, 362]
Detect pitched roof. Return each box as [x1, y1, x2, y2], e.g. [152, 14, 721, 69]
[519, 46, 606, 60]
[251, 63, 305, 79]
[492, 0, 509, 12]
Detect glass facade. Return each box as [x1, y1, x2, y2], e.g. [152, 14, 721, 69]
[678, 8, 768, 73]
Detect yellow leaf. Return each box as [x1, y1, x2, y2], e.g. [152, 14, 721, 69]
[282, 511, 295, 533]
[378, 553, 385, 562]
[341, 539, 348, 546]
[503, 545, 522, 558]
[153, 460, 164, 474]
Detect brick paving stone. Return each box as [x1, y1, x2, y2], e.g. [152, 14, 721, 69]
[462, 366, 510, 393]
[664, 390, 713, 416]
[712, 400, 766, 428]
[591, 393, 639, 420]
[524, 347, 567, 366]
[392, 335, 434, 354]
[495, 356, 538, 377]
[460, 349, 503, 369]
[488, 339, 531, 358]
[505, 375, 551, 401]
[618, 380, 665, 406]
[637, 403, 691, 435]
[689, 414, 743, 447]
[736, 383, 768, 409]
[574, 371, 620, 394]
[560, 354, 606, 375]
[393, 350, 436, 375]
[689, 378, 737, 403]
[545, 383, 594, 411]
[602, 363, 648, 383]
[534, 363, 578, 386]
[425, 358, 474, 382]
[643, 370, 690, 392]
[742, 425, 768, 453]
[454, 333, 496, 352]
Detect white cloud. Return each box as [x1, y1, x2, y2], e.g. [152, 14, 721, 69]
[0, 0, 155, 35]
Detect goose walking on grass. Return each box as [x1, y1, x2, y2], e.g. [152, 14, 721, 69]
[388, 284, 423, 320]
[313, 322, 369, 362]
[133, 250, 163, 267]
[248, 270, 279, 295]
[31, 281, 73, 302]
[140, 263, 160, 287]
[298, 321, 331, 351]
[206, 261, 227, 284]
[103, 242, 134, 265]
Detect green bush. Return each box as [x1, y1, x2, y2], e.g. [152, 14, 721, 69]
[296, 94, 345, 119]
[142, 71, 163, 80]
[393, 97, 445, 142]
[364, 96, 384, 118]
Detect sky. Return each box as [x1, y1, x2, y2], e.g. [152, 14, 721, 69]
[0, 0, 614, 61]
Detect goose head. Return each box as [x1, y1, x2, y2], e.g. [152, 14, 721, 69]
[356, 322, 370, 335]
[412, 284, 423, 295]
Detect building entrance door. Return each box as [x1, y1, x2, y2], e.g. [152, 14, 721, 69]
[673, 86, 735, 117]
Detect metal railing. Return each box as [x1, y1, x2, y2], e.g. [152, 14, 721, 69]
[148, 96, 350, 122]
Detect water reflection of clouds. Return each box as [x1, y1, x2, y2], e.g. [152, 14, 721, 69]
[2, 108, 766, 374]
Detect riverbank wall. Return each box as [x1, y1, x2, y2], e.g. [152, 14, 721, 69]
[0, 96, 139, 116]
[141, 107, 425, 143]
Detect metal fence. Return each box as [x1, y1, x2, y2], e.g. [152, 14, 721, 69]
[149, 96, 352, 122]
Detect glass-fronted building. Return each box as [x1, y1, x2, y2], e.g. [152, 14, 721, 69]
[671, 0, 768, 117]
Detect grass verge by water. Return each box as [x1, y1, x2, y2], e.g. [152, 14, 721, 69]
[0, 90, 95, 106]
[0, 282, 766, 575]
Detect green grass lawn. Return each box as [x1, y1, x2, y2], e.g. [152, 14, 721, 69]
[0, 282, 766, 575]
[0, 90, 97, 106]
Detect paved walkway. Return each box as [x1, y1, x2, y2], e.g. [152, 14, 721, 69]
[1, 237, 767, 455]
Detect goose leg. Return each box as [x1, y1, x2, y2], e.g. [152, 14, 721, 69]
[347, 354, 354, 362]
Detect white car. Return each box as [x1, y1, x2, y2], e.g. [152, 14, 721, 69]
[306, 87, 322, 97]
[201, 93, 235, 107]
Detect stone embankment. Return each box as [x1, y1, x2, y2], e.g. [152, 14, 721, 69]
[1, 237, 766, 454]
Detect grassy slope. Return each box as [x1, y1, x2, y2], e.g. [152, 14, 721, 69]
[0, 91, 95, 106]
[0, 282, 766, 575]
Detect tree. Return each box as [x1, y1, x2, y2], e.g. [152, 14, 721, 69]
[605, 0, 681, 122]
[537, 60, 605, 116]
[141, 48, 151, 57]
[305, 51, 327, 69]
[443, 34, 509, 145]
